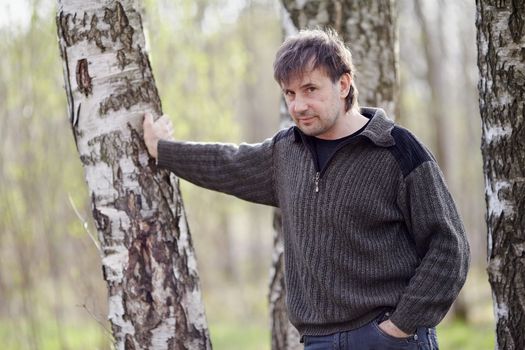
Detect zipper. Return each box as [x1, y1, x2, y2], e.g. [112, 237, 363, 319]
[296, 128, 364, 194]
[314, 172, 320, 193]
[312, 137, 362, 193]
[296, 131, 321, 193]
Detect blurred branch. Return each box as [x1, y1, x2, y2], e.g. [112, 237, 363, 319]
[68, 193, 101, 255]
[76, 300, 114, 345]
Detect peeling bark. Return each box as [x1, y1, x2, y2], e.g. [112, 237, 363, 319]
[56, 1, 211, 349]
[476, 1, 525, 349]
[270, 1, 398, 349]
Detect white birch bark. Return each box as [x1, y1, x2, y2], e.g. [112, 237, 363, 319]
[270, 1, 398, 349]
[476, 1, 525, 349]
[56, 1, 211, 349]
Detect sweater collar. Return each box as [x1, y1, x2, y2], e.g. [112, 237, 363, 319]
[293, 107, 395, 147]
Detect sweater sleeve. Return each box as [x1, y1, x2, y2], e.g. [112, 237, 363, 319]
[389, 160, 470, 334]
[156, 135, 278, 207]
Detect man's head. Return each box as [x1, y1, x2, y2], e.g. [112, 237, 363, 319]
[273, 28, 358, 112]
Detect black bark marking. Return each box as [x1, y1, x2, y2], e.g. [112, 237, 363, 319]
[125, 221, 164, 343]
[79, 154, 93, 166]
[87, 14, 106, 51]
[104, 1, 134, 51]
[58, 12, 74, 47]
[127, 123, 146, 167]
[136, 46, 152, 79]
[71, 103, 82, 151]
[99, 79, 161, 116]
[76, 59, 93, 96]
[115, 190, 142, 218]
[56, 34, 78, 134]
[93, 130, 126, 165]
[116, 49, 132, 70]
[57, 2, 136, 52]
[91, 192, 111, 244]
[126, 231, 154, 291]
[509, 0, 525, 43]
[125, 334, 136, 350]
[75, 103, 81, 128]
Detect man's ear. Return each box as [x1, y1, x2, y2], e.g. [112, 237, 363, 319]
[339, 73, 351, 98]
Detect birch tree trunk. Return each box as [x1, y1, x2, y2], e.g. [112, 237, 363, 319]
[476, 1, 525, 349]
[270, 1, 398, 349]
[56, 1, 211, 349]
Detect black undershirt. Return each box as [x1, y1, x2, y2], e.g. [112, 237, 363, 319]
[312, 120, 370, 171]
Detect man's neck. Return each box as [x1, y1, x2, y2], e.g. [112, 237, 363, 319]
[317, 108, 369, 140]
[346, 108, 369, 135]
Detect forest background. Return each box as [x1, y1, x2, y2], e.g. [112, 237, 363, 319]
[0, 0, 493, 349]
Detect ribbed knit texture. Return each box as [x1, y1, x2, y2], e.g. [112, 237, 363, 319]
[157, 108, 470, 336]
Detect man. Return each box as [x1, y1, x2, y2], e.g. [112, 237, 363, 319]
[143, 29, 469, 349]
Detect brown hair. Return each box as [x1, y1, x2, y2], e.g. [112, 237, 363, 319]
[273, 28, 358, 111]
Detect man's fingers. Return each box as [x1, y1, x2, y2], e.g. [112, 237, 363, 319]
[143, 113, 174, 143]
[164, 119, 173, 130]
[158, 115, 174, 137]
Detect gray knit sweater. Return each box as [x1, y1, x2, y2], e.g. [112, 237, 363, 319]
[157, 107, 470, 336]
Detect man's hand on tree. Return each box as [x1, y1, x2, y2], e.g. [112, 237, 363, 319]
[143, 113, 174, 160]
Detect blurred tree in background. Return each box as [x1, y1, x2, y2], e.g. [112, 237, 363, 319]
[0, 0, 495, 349]
[0, 3, 108, 349]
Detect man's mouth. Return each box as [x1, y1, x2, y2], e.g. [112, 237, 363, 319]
[298, 115, 316, 122]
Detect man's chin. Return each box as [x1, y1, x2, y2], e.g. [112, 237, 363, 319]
[296, 125, 321, 137]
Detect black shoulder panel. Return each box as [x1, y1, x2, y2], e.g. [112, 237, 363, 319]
[388, 126, 434, 177]
[274, 126, 295, 143]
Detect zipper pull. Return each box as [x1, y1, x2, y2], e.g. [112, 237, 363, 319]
[314, 172, 320, 193]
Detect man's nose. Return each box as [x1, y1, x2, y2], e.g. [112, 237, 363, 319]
[292, 97, 308, 113]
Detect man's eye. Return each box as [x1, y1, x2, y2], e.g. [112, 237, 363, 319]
[306, 87, 316, 93]
[285, 91, 294, 97]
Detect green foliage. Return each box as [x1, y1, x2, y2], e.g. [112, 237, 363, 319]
[209, 322, 269, 350]
[0, 316, 497, 350]
[0, 5, 106, 350]
[0, 318, 110, 350]
[146, 0, 248, 142]
[437, 320, 495, 350]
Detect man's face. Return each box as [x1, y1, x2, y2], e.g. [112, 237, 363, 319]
[281, 67, 350, 140]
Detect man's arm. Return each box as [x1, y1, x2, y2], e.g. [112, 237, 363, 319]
[388, 160, 470, 334]
[143, 113, 278, 207]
